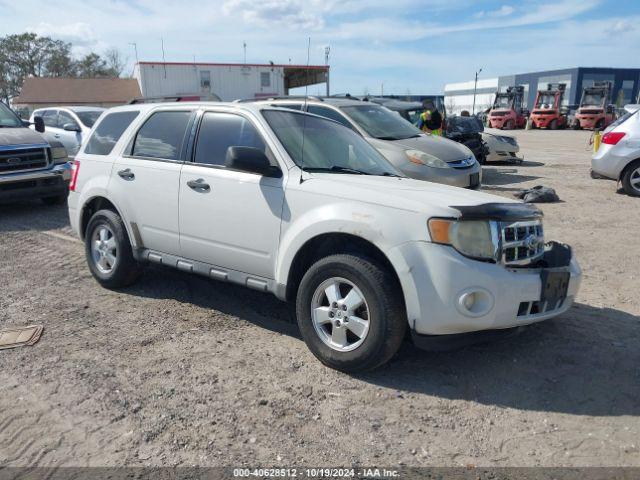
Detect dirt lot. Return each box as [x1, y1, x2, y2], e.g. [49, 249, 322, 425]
[1, 130, 639, 468]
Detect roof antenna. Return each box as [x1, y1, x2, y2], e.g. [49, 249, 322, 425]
[299, 36, 311, 184]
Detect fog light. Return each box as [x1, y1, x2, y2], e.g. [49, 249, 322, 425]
[456, 288, 494, 318]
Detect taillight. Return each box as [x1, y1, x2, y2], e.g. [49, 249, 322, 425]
[69, 160, 80, 191]
[602, 132, 626, 145]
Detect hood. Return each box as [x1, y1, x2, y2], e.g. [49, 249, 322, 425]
[367, 134, 472, 163]
[0, 127, 49, 147]
[299, 173, 518, 217]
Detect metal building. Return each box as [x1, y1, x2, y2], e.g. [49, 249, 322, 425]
[133, 61, 330, 102]
[444, 67, 640, 115]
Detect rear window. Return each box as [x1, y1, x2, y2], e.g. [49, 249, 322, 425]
[85, 111, 140, 156]
[131, 111, 192, 160]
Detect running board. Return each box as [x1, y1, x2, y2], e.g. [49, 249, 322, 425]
[135, 248, 274, 293]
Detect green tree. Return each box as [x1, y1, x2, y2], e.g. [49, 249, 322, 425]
[0, 33, 74, 102]
[0, 32, 124, 103]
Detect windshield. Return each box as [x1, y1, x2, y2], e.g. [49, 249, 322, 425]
[446, 115, 484, 134]
[493, 95, 512, 109]
[536, 94, 556, 109]
[0, 102, 23, 127]
[581, 93, 604, 107]
[341, 104, 421, 140]
[75, 110, 103, 128]
[263, 110, 400, 176]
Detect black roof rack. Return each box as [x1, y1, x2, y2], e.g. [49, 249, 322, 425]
[235, 95, 324, 103]
[128, 93, 221, 104]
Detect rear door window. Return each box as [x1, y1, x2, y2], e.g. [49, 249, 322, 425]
[84, 111, 140, 156]
[194, 112, 266, 167]
[58, 111, 79, 130]
[131, 111, 192, 161]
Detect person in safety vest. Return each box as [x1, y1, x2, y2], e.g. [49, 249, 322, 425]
[417, 101, 443, 135]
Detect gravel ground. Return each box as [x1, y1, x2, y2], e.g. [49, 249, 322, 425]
[0, 129, 639, 468]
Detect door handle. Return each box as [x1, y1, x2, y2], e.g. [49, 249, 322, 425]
[54, 134, 60, 138]
[187, 178, 210, 192]
[117, 168, 135, 180]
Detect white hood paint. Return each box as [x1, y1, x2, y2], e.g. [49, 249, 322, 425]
[298, 173, 518, 217]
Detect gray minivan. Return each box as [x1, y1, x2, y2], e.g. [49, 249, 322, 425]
[251, 97, 481, 189]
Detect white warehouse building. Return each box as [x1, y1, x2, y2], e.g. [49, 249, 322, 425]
[133, 61, 330, 102]
[444, 78, 499, 116]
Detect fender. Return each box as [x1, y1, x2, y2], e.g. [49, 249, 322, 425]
[77, 188, 134, 246]
[274, 200, 417, 292]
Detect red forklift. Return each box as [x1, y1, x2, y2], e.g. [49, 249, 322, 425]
[488, 86, 528, 129]
[529, 83, 568, 130]
[573, 81, 616, 130]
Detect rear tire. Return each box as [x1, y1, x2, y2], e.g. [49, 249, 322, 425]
[85, 209, 141, 288]
[295, 254, 406, 372]
[621, 160, 640, 197]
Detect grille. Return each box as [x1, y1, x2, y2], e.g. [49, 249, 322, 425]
[500, 220, 544, 266]
[0, 146, 49, 173]
[490, 111, 508, 117]
[517, 297, 568, 317]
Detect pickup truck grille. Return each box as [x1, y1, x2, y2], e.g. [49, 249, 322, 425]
[501, 220, 544, 266]
[0, 147, 49, 174]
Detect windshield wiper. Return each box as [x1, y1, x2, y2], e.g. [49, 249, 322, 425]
[303, 166, 370, 175]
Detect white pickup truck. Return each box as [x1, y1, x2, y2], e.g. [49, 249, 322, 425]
[68, 103, 582, 372]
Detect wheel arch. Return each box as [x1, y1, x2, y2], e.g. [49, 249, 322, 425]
[620, 157, 640, 181]
[282, 232, 404, 305]
[79, 196, 126, 241]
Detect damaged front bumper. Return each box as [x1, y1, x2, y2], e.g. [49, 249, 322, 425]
[387, 240, 581, 348]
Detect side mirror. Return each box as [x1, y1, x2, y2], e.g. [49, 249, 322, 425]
[63, 122, 81, 132]
[34, 116, 45, 133]
[225, 146, 280, 177]
[21, 120, 30, 127]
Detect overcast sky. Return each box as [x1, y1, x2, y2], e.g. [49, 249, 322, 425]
[0, 0, 638, 95]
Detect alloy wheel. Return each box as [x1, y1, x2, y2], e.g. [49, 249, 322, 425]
[631, 167, 640, 193]
[310, 277, 371, 352]
[91, 224, 118, 274]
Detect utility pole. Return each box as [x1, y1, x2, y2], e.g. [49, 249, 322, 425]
[243, 42, 247, 64]
[324, 46, 330, 96]
[472, 67, 483, 115]
[128, 42, 139, 78]
[161, 37, 167, 78]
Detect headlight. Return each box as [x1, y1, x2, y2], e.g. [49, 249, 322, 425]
[428, 218, 499, 261]
[405, 149, 449, 169]
[51, 146, 69, 164]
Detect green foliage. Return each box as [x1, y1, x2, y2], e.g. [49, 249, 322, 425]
[0, 32, 125, 102]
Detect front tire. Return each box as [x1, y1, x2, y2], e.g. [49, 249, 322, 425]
[621, 160, 640, 197]
[295, 254, 406, 372]
[85, 209, 141, 288]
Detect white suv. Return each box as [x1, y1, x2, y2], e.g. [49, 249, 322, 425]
[69, 102, 582, 372]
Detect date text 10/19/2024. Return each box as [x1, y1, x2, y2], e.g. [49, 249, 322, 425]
[232, 468, 400, 478]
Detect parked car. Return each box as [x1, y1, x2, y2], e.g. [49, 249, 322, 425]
[30, 106, 105, 157]
[591, 104, 640, 196]
[444, 115, 489, 164]
[69, 102, 582, 372]
[0, 101, 71, 205]
[248, 97, 481, 189]
[482, 132, 523, 164]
